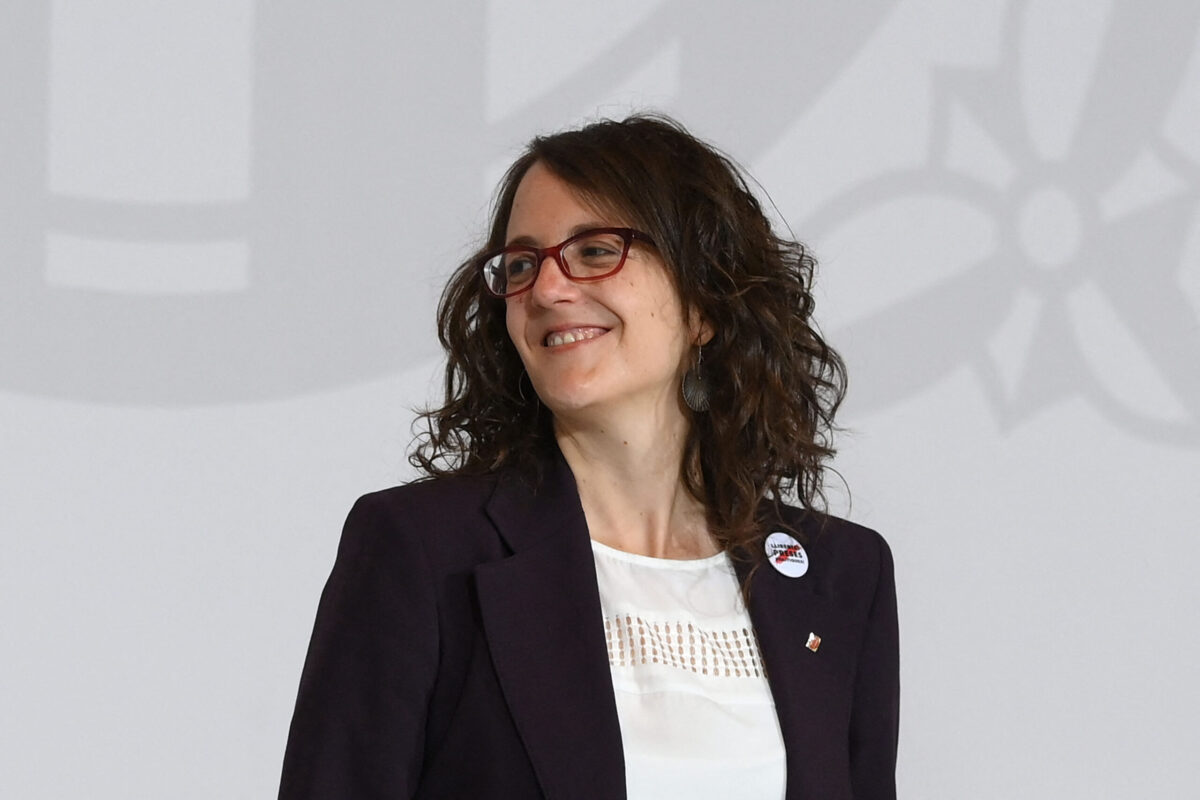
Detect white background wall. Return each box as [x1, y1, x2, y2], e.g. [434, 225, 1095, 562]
[3, 1, 1199, 797]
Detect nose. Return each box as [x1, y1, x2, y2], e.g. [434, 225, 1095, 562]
[527, 252, 578, 305]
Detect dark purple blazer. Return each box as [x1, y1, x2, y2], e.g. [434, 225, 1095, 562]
[278, 455, 899, 799]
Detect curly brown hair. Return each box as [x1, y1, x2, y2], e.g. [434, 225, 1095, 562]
[411, 113, 847, 554]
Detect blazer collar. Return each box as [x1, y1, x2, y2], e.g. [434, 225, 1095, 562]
[483, 449, 582, 554]
[476, 453, 627, 800]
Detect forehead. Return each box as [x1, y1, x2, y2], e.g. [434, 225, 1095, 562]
[505, 162, 626, 240]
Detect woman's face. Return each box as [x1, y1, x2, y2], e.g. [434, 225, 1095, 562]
[503, 162, 701, 422]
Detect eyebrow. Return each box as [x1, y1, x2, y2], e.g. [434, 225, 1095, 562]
[505, 222, 612, 248]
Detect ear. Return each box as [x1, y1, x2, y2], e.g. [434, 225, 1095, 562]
[688, 307, 714, 347]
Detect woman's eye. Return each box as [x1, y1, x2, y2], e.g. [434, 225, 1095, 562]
[506, 255, 538, 280]
[576, 237, 622, 260]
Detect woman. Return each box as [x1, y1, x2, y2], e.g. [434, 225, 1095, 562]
[279, 114, 899, 799]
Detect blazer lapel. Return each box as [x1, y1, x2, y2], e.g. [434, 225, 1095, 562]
[475, 456, 626, 800]
[734, 517, 839, 800]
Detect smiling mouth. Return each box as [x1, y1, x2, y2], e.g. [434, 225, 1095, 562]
[543, 327, 609, 347]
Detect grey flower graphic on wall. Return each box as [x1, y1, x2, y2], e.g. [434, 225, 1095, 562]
[806, 0, 1200, 447]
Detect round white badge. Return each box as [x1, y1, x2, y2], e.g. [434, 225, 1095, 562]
[764, 531, 809, 578]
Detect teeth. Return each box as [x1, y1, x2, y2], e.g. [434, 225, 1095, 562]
[545, 328, 604, 347]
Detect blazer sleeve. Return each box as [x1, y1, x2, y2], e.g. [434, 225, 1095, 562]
[278, 493, 440, 799]
[848, 531, 900, 800]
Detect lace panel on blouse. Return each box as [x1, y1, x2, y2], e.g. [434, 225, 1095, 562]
[603, 614, 765, 678]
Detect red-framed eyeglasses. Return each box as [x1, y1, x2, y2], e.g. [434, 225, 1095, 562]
[479, 227, 656, 298]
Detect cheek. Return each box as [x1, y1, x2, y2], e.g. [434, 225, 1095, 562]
[645, 288, 689, 341]
[504, 297, 540, 366]
[504, 298, 523, 346]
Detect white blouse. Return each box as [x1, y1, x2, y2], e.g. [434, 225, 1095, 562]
[591, 539, 787, 799]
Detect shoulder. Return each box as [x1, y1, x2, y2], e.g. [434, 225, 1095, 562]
[771, 503, 892, 565]
[809, 511, 892, 569]
[769, 504, 896, 614]
[350, 472, 500, 526]
[339, 471, 512, 575]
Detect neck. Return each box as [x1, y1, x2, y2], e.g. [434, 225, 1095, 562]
[553, 403, 716, 560]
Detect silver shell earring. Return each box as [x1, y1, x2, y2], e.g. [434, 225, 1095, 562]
[682, 345, 710, 412]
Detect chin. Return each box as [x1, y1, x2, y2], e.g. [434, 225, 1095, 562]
[529, 369, 602, 411]
[535, 379, 618, 418]
[537, 389, 599, 417]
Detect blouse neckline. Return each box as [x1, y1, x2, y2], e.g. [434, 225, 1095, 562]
[589, 537, 729, 570]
